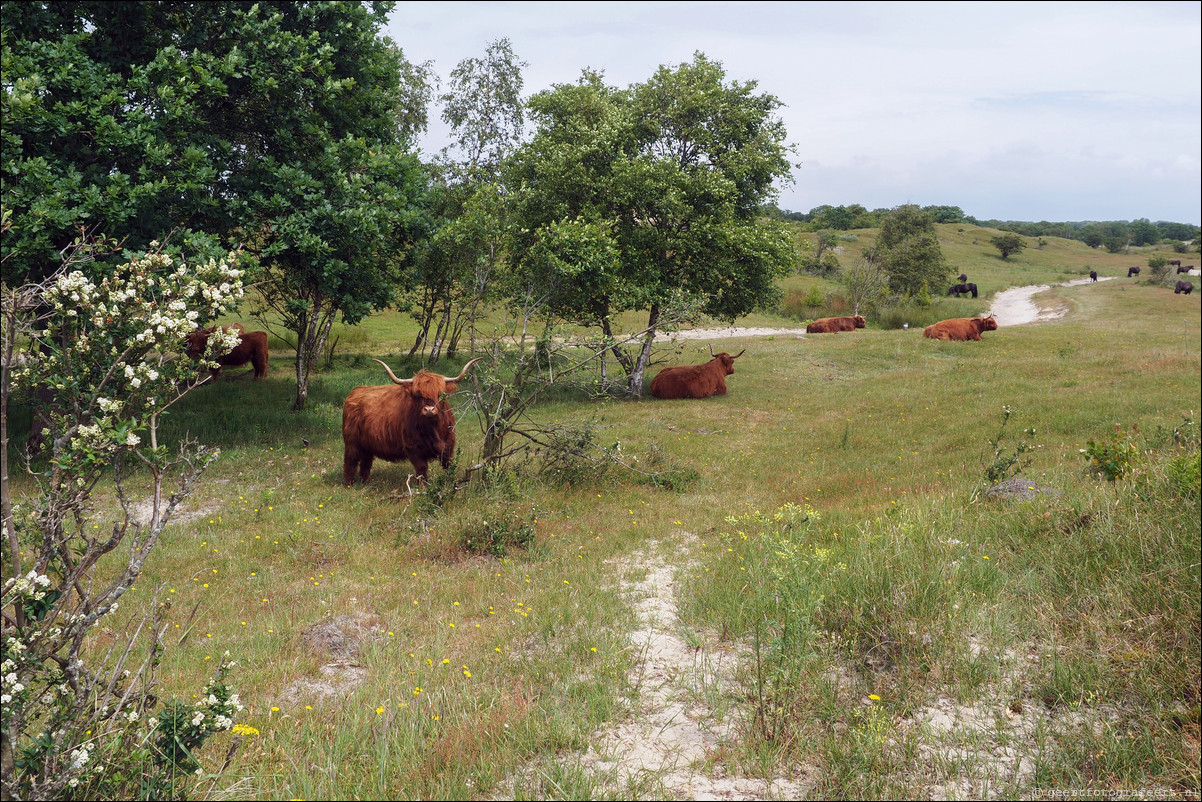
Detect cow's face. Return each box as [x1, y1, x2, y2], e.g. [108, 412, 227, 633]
[409, 374, 455, 419]
[853, 315, 866, 328]
[184, 327, 213, 359]
[981, 315, 998, 331]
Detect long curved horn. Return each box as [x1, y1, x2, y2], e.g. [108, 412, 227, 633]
[374, 358, 412, 385]
[443, 357, 484, 383]
[709, 345, 716, 357]
[733, 349, 746, 359]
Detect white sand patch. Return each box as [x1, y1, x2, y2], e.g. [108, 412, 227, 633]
[655, 327, 810, 342]
[565, 543, 812, 800]
[987, 276, 1115, 326]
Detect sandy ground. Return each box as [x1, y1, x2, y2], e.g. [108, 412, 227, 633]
[985, 275, 1116, 326]
[529, 542, 812, 800]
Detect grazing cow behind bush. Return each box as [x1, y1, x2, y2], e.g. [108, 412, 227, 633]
[806, 315, 866, 334]
[185, 323, 269, 380]
[650, 347, 745, 399]
[1089, 270, 1098, 282]
[1127, 266, 1141, 277]
[1169, 260, 1182, 267]
[958, 273, 968, 282]
[947, 283, 978, 298]
[1175, 280, 1193, 295]
[923, 315, 999, 342]
[342, 358, 481, 485]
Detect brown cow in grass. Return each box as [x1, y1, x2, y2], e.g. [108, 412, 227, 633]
[342, 358, 481, 485]
[806, 315, 866, 334]
[185, 323, 269, 380]
[650, 347, 745, 399]
[923, 315, 999, 341]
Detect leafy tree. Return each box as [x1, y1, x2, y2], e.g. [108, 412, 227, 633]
[1104, 236, 1128, 254]
[868, 205, 949, 295]
[403, 38, 527, 363]
[505, 54, 797, 395]
[1128, 218, 1160, 247]
[1079, 226, 1106, 248]
[1147, 254, 1171, 282]
[1156, 221, 1200, 243]
[990, 232, 1026, 260]
[2, 1, 431, 411]
[840, 256, 890, 316]
[923, 205, 965, 223]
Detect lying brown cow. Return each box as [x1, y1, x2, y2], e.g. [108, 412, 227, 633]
[650, 347, 745, 399]
[185, 323, 269, 380]
[342, 358, 481, 485]
[922, 315, 999, 341]
[806, 315, 866, 334]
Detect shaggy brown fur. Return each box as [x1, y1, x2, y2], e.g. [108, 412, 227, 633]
[650, 350, 744, 399]
[805, 315, 866, 334]
[922, 315, 999, 342]
[185, 324, 269, 380]
[342, 359, 480, 485]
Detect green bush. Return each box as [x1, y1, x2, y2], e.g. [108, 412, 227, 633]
[1082, 424, 1142, 481]
[459, 500, 539, 557]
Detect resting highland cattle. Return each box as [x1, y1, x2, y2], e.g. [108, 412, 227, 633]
[342, 358, 481, 485]
[947, 283, 979, 298]
[923, 315, 999, 342]
[185, 323, 269, 380]
[1128, 266, 1141, 277]
[806, 315, 866, 334]
[650, 347, 745, 399]
[1089, 270, 1098, 282]
[1175, 280, 1193, 295]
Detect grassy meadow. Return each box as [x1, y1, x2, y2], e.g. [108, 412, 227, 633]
[5, 225, 1200, 799]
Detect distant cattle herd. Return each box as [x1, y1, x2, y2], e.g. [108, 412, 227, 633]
[171, 259, 1195, 487]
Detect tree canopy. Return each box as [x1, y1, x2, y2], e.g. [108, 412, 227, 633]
[505, 54, 797, 394]
[990, 232, 1026, 260]
[2, 1, 431, 409]
[869, 205, 949, 296]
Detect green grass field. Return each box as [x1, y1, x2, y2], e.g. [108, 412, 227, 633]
[6, 224, 1199, 799]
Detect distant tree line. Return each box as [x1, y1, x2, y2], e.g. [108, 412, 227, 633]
[769, 204, 1200, 251]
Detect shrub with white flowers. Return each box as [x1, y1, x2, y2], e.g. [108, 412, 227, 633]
[1, 234, 250, 800]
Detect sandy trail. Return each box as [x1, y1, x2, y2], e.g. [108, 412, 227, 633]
[985, 275, 1116, 326]
[654, 276, 1112, 342]
[563, 544, 811, 799]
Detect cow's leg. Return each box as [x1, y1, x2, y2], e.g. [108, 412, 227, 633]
[344, 447, 363, 485]
[410, 457, 429, 483]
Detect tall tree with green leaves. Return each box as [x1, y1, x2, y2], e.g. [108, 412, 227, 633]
[505, 54, 797, 395]
[2, 1, 431, 410]
[869, 204, 950, 295]
[403, 38, 527, 364]
[990, 232, 1026, 260]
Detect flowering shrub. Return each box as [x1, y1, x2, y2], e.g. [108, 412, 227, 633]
[1, 236, 248, 799]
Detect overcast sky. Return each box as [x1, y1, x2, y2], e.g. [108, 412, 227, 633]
[385, 1, 1201, 225]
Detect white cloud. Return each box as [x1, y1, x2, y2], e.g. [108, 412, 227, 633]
[387, 1, 1201, 223]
